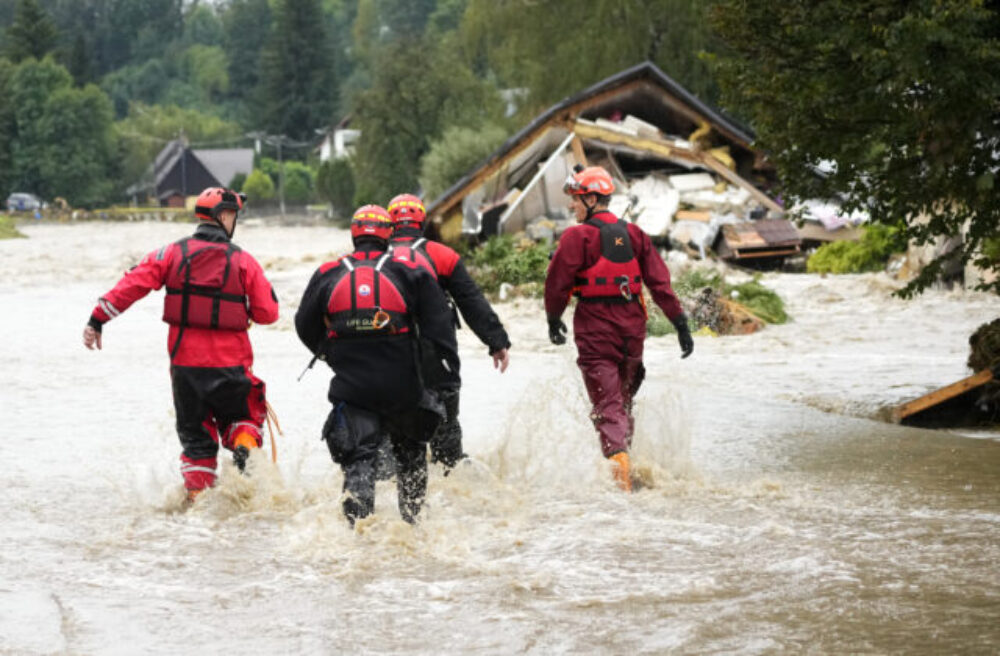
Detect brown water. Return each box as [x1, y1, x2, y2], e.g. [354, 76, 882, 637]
[1, 222, 997, 654]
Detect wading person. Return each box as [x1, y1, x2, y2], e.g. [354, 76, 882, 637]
[387, 193, 511, 472]
[294, 205, 457, 525]
[82, 188, 279, 502]
[544, 166, 693, 492]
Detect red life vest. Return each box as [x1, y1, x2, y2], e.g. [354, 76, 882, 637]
[325, 252, 412, 338]
[162, 238, 249, 330]
[574, 218, 642, 302]
[390, 238, 438, 279]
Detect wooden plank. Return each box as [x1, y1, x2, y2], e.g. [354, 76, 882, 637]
[892, 369, 995, 422]
[729, 247, 800, 259]
[570, 136, 588, 166]
[696, 151, 785, 214]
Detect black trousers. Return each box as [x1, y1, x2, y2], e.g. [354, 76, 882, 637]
[322, 396, 442, 524]
[171, 364, 265, 461]
[429, 388, 463, 468]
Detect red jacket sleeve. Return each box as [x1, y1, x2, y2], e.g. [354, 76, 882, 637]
[426, 241, 460, 278]
[544, 225, 587, 319]
[241, 253, 279, 326]
[89, 247, 171, 324]
[629, 224, 684, 320]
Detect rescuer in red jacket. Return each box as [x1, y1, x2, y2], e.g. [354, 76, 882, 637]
[387, 193, 511, 471]
[544, 166, 694, 492]
[82, 187, 279, 502]
[294, 205, 458, 525]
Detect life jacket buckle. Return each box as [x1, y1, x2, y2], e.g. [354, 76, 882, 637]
[619, 278, 632, 301]
[372, 308, 390, 330]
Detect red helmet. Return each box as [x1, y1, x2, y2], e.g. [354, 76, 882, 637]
[563, 166, 615, 197]
[387, 193, 426, 226]
[194, 187, 245, 221]
[351, 204, 393, 242]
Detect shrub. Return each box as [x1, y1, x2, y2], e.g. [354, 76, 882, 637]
[316, 158, 355, 217]
[807, 223, 907, 274]
[419, 122, 509, 201]
[465, 234, 549, 296]
[242, 169, 275, 202]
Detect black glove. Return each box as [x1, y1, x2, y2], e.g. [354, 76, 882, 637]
[671, 314, 694, 359]
[548, 316, 567, 345]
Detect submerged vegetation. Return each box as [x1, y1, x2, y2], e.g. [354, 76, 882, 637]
[806, 224, 908, 275]
[464, 234, 550, 297]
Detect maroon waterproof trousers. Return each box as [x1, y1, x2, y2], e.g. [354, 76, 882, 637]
[573, 302, 647, 457]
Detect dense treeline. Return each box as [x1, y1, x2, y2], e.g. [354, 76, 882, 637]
[0, 0, 716, 209]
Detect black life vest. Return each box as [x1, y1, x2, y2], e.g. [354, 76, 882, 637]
[325, 252, 412, 338]
[162, 238, 249, 330]
[573, 217, 642, 303]
[390, 237, 438, 279]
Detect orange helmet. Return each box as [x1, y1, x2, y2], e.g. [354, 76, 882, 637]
[387, 193, 426, 226]
[563, 166, 615, 197]
[194, 187, 245, 222]
[350, 204, 393, 242]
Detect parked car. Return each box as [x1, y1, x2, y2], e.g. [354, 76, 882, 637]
[6, 192, 46, 212]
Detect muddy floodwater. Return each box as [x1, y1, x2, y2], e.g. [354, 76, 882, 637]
[1, 222, 998, 654]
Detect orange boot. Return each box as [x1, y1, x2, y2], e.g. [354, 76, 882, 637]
[232, 429, 260, 472]
[608, 452, 632, 493]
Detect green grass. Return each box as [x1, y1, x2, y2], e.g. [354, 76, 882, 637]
[0, 215, 25, 239]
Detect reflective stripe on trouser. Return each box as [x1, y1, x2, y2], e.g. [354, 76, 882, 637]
[577, 340, 645, 458]
[180, 455, 218, 491]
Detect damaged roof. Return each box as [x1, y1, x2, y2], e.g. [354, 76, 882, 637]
[426, 61, 772, 227]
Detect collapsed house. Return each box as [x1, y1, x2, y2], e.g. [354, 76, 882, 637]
[425, 62, 801, 266]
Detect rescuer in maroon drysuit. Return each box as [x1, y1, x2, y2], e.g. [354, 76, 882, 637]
[386, 193, 510, 472]
[82, 187, 279, 501]
[294, 205, 458, 525]
[544, 166, 694, 491]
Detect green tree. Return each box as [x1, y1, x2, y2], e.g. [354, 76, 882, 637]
[4, 0, 58, 62]
[710, 0, 1000, 295]
[419, 122, 508, 200]
[38, 84, 117, 206]
[316, 157, 355, 215]
[352, 35, 504, 203]
[7, 57, 73, 195]
[258, 0, 337, 140]
[0, 58, 17, 196]
[183, 44, 230, 101]
[65, 34, 94, 85]
[242, 168, 275, 201]
[462, 0, 720, 113]
[221, 0, 271, 107]
[182, 3, 224, 46]
[283, 160, 315, 204]
[2, 57, 116, 205]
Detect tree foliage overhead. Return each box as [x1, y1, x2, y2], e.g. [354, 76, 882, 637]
[710, 0, 1000, 295]
[351, 34, 505, 204]
[258, 0, 337, 141]
[4, 0, 57, 62]
[462, 0, 719, 114]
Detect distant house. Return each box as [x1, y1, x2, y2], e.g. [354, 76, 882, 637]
[128, 140, 254, 206]
[317, 115, 360, 162]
